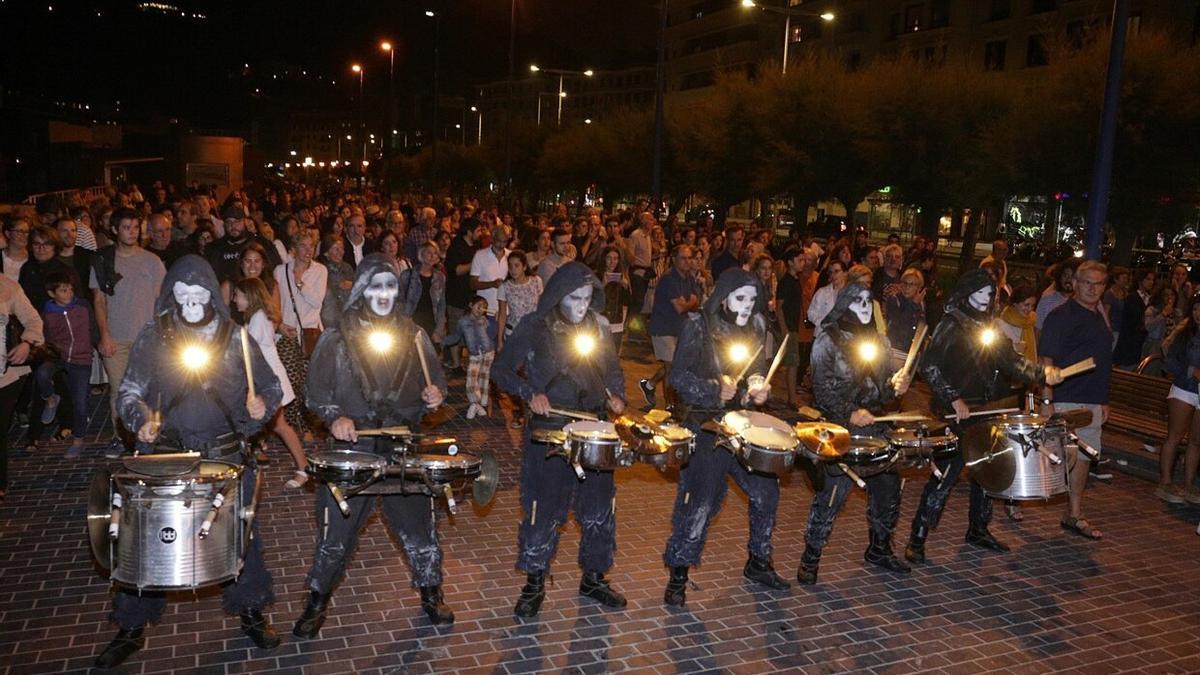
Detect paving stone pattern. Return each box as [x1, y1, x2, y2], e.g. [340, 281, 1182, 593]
[2, 342, 1200, 674]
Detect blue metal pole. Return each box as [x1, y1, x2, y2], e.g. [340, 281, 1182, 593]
[1084, 0, 1130, 261]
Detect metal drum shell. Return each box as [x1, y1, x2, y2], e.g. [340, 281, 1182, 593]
[839, 436, 900, 478]
[888, 427, 960, 466]
[633, 424, 695, 469]
[564, 421, 627, 471]
[720, 411, 799, 476]
[109, 460, 244, 591]
[984, 439, 1070, 500]
[307, 449, 387, 488]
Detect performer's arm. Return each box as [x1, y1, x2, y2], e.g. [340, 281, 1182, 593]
[668, 315, 723, 409]
[305, 330, 347, 426]
[492, 315, 537, 403]
[811, 334, 858, 426]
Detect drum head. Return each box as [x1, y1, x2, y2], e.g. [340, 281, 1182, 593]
[723, 410, 792, 435]
[401, 452, 481, 471]
[564, 420, 619, 440]
[845, 435, 891, 458]
[309, 449, 388, 470]
[995, 414, 1049, 429]
[740, 426, 797, 452]
[121, 455, 201, 477]
[658, 424, 694, 442]
[86, 467, 113, 570]
[962, 423, 1018, 492]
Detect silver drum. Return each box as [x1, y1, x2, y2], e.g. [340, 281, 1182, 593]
[983, 414, 1068, 500]
[563, 420, 628, 471]
[720, 410, 798, 475]
[110, 459, 244, 591]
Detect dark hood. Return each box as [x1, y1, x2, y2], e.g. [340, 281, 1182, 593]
[945, 269, 995, 315]
[154, 254, 229, 320]
[345, 253, 405, 316]
[822, 282, 872, 331]
[702, 267, 767, 318]
[536, 260, 604, 315]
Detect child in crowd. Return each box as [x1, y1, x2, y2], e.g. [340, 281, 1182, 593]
[37, 270, 97, 458]
[445, 295, 495, 419]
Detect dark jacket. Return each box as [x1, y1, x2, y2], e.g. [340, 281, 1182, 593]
[811, 283, 896, 432]
[41, 297, 98, 366]
[116, 255, 282, 452]
[1113, 290, 1149, 367]
[340, 235, 376, 269]
[493, 261, 623, 414]
[668, 267, 768, 415]
[206, 234, 281, 283]
[19, 257, 81, 309]
[306, 254, 447, 430]
[91, 245, 120, 296]
[919, 270, 1043, 415]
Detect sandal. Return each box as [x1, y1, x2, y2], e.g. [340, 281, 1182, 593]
[54, 428, 74, 442]
[511, 417, 525, 429]
[1061, 516, 1103, 540]
[1004, 502, 1024, 522]
[285, 471, 309, 489]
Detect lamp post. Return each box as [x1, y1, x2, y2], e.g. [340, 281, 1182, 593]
[470, 105, 483, 145]
[1084, 0, 1131, 260]
[380, 41, 395, 196]
[351, 64, 365, 161]
[529, 64, 594, 126]
[535, 92, 562, 127]
[740, 0, 835, 75]
[426, 9, 441, 185]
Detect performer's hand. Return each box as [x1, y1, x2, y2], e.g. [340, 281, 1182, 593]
[850, 409, 875, 427]
[98, 335, 116, 358]
[1044, 365, 1064, 386]
[891, 371, 912, 396]
[137, 419, 160, 444]
[529, 394, 551, 416]
[952, 398, 970, 422]
[718, 375, 737, 403]
[331, 416, 358, 442]
[746, 374, 769, 405]
[607, 394, 626, 415]
[422, 385, 444, 409]
[6, 341, 30, 366]
[246, 395, 266, 420]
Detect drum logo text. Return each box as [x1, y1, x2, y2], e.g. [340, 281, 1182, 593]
[159, 527, 177, 544]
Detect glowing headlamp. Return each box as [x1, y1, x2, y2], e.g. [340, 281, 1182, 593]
[980, 327, 997, 346]
[574, 333, 597, 356]
[368, 329, 396, 354]
[857, 340, 879, 363]
[728, 342, 750, 364]
[180, 344, 211, 371]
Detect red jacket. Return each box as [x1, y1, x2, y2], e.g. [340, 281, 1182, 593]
[41, 299, 97, 366]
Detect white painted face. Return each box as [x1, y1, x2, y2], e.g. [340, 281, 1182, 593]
[849, 289, 873, 325]
[968, 286, 994, 312]
[173, 282, 211, 324]
[559, 285, 593, 325]
[363, 271, 400, 316]
[724, 284, 758, 327]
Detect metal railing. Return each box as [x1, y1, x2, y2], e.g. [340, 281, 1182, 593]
[22, 186, 108, 206]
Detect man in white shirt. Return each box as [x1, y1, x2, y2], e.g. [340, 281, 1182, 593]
[470, 222, 511, 339]
[342, 214, 374, 268]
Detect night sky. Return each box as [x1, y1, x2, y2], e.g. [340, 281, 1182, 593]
[0, 0, 657, 127]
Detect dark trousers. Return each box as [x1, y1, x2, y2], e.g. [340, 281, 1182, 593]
[305, 488, 443, 593]
[630, 271, 650, 319]
[34, 360, 90, 435]
[0, 375, 27, 492]
[908, 452, 994, 539]
[804, 469, 901, 557]
[663, 426, 780, 567]
[517, 431, 617, 575]
[111, 468, 274, 630]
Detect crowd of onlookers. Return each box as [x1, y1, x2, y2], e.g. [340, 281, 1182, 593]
[0, 180, 1198, 521]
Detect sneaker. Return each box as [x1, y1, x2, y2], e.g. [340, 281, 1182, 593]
[1155, 484, 1186, 505]
[65, 439, 83, 459]
[1184, 487, 1200, 506]
[466, 404, 477, 420]
[638, 379, 657, 408]
[40, 395, 61, 424]
[1143, 443, 1161, 454]
[104, 438, 125, 459]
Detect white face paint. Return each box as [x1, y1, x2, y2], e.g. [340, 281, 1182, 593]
[559, 285, 593, 325]
[723, 284, 758, 327]
[173, 282, 211, 324]
[363, 271, 400, 316]
[849, 289, 873, 325]
[968, 286, 994, 312]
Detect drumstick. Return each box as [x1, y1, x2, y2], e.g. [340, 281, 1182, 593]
[943, 407, 1021, 421]
[837, 463, 867, 489]
[763, 334, 790, 385]
[1058, 357, 1096, 380]
[871, 413, 931, 423]
[355, 425, 413, 437]
[240, 327, 255, 401]
[965, 446, 1013, 467]
[892, 322, 927, 386]
[547, 408, 600, 421]
[414, 334, 433, 389]
[734, 343, 766, 383]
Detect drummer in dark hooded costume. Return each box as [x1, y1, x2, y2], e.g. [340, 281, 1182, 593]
[661, 268, 786, 607]
[905, 269, 1063, 563]
[492, 261, 629, 617]
[96, 254, 283, 669]
[292, 253, 451, 636]
[797, 282, 912, 586]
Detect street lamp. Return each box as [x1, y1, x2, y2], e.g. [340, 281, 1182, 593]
[470, 105, 483, 145]
[380, 40, 395, 158]
[741, 0, 835, 75]
[351, 64, 365, 161]
[427, 9, 442, 184]
[529, 64, 595, 126]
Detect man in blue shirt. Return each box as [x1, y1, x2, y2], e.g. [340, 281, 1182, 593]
[640, 245, 700, 407]
[708, 225, 745, 282]
[1040, 260, 1112, 540]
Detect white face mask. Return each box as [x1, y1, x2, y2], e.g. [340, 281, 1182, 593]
[559, 285, 593, 325]
[723, 284, 758, 327]
[968, 286, 994, 312]
[363, 272, 400, 316]
[849, 290, 873, 325]
[173, 282, 211, 324]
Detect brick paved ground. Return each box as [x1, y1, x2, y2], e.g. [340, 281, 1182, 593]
[2, 336, 1200, 674]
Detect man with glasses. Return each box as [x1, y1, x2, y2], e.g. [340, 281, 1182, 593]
[883, 268, 926, 371]
[2, 218, 31, 282]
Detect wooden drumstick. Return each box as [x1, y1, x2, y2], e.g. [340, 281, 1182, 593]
[547, 408, 600, 421]
[1057, 357, 1096, 380]
[943, 407, 1021, 421]
[871, 413, 931, 424]
[414, 333, 433, 389]
[355, 425, 413, 437]
[763, 334, 790, 385]
[734, 343, 766, 383]
[837, 463, 867, 489]
[240, 327, 256, 402]
[891, 322, 927, 387]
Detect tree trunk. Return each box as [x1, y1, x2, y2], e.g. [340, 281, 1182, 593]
[714, 200, 729, 230]
[956, 207, 978, 276]
[918, 203, 940, 240]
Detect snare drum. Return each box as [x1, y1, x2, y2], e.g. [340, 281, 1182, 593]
[719, 410, 799, 475]
[393, 452, 483, 484]
[632, 423, 695, 469]
[562, 420, 628, 471]
[978, 414, 1068, 500]
[839, 436, 900, 478]
[307, 447, 388, 488]
[107, 457, 246, 591]
[888, 426, 959, 467]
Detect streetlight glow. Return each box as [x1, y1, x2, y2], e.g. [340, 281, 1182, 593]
[820, 12, 835, 21]
[741, 0, 756, 7]
[584, 69, 595, 77]
[351, 63, 362, 74]
[425, 9, 435, 17]
[380, 41, 392, 52]
[529, 64, 540, 73]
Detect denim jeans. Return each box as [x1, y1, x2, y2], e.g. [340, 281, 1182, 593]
[35, 360, 91, 436]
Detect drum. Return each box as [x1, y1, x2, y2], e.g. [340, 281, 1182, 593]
[562, 420, 628, 471]
[719, 410, 798, 475]
[839, 436, 900, 478]
[105, 456, 246, 591]
[307, 447, 388, 488]
[888, 426, 959, 467]
[393, 452, 483, 484]
[632, 423, 695, 469]
[972, 414, 1069, 500]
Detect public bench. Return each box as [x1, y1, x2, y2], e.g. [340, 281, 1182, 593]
[1104, 357, 1171, 444]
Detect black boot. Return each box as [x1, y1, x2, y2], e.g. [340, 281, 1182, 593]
[864, 532, 912, 574]
[94, 626, 144, 669]
[514, 572, 546, 618]
[743, 556, 791, 590]
[663, 566, 689, 606]
[905, 525, 928, 564]
[419, 585, 455, 625]
[796, 546, 821, 586]
[240, 609, 281, 650]
[965, 525, 1010, 552]
[292, 590, 330, 639]
[579, 571, 627, 609]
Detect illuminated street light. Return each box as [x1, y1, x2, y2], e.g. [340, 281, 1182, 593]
[741, 0, 835, 74]
[530, 64, 595, 126]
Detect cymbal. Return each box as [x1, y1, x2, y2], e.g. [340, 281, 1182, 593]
[962, 422, 1017, 492]
[87, 467, 113, 571]
[472, 451, 499, 507]
[793, 422, 850, 460]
